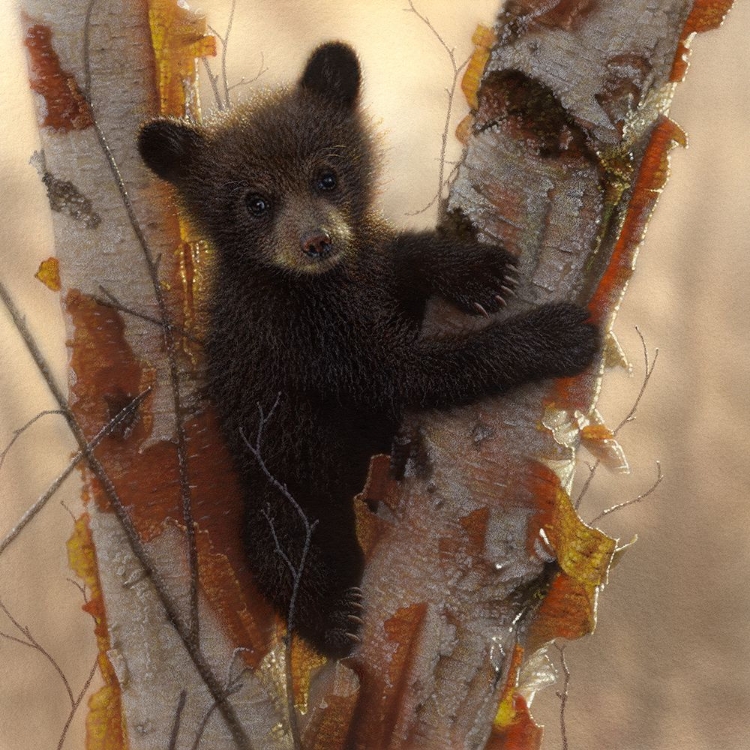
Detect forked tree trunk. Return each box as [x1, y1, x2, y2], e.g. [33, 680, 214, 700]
[11, 0, 733, 748]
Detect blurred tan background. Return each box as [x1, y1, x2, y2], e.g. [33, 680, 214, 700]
[0, 1, 748, 748]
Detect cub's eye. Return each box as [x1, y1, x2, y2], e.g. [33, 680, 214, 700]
[246, 194, 270, 217]
[315, 171, 338, 192]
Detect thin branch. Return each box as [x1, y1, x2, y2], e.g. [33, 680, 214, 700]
[81, 0, 96, 97]
[554, 642, 570, 750]
[405, 0, 455, 66]
[60, 499, 78, 524]
[613, 327, 659, 435]
[0, 630, 38, 648]
[66, 577, 89, 604]
[240, 401, 320, 637]
[83, 0, 200, 649]
[404, 0, 471, 216]
[94, 285, 201, 344]
[57, 658, 99, 750]
[191, 650, 252, 750]
[191, 700, 220, 750]
[0, 410, 64, 474]
[168, 690, 188, 750]
[0, 598, 75, 706]
[0, 598, 99, 750]
[201, 58, 225, 111]
[221, 0, 237, 109]
[574, 460, 597, 511]
[260, 505, 296, 579]
[240, 395, 316, 545]
[191, 679, 245, 750]
[589, 462, 663, 525]
[228, 53, 267, 92]
[203, 16, 264, 112]
[206, 0, 237, 109]
[0, 389, 151, 557]
[240, 396, 319, 749]
[576, 327, 659, 509]
[225, 646, 254, 688]
[0, 280, 253, 750]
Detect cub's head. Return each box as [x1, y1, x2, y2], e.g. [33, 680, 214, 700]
[138, 43, 376, 275]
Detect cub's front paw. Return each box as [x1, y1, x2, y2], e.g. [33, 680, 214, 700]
[524, 302, 600, 378]
[441, 245, 519, 317]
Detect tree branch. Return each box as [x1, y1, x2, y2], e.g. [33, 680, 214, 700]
[0, 388, 151, 557]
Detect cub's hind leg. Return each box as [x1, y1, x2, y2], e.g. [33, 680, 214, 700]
[243, 484, 365, 658]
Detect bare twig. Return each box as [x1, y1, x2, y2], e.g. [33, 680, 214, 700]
[190, 680, 245, 750]
[225, 646, 254, 688]
[191, 699, 221, 750]
[190, 649, 253, 750]
[0, 598, 75, 706]
[0, 410, 64, 474]
[57, 658, 99, 750]
[221, 0, 236, 109]
[554, 642, 570, 750]
[227, 52, 267, 92]
[168, 690, 188, 750]
[589, 462, 664, 525]
[206, 0, 239, 109]
[240, 396, 319, 749]
[576, 328, 659, 510]
[0, 595, 99, 750]
[404, 0, 471, 215]
[204, 3, 265, 110]
[0, 388, 151, 557]
[613, 328, 660, 434]
[66, 577, 89, 603]
[83, 0, 200, 649]
[0, 280, 253, 750]
[94, 286, 201, 344]
[201, 57, 225, 111]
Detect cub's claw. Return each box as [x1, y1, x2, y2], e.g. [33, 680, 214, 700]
[473, 302, 490, 318]
[438, 244, 521, 316]
[320, 586, 366, 657]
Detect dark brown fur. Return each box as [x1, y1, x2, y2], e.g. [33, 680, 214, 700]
[137, 43, 598, 657]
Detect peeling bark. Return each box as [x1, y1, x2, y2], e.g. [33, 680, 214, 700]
[14, 0, 734, 748]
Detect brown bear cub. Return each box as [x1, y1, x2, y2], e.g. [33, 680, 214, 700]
[138, 42, 598, 658]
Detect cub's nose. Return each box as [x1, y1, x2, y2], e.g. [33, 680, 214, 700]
[301, 230, 332, 258]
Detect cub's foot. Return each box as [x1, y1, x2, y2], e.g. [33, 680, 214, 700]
[440, 245, 519, 317]
[318, 586, 365, 659]
[522, 302, 600, 378]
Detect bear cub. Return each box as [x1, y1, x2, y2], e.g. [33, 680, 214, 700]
[138, 42, 598, 658]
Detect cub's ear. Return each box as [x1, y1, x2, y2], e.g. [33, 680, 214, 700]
[299, 42, 360, 108]
[137, 118, 203, 184]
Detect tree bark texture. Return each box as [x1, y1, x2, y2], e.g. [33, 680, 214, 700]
[16, 0, 734, 748]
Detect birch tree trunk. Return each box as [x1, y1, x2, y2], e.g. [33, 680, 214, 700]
[5, 0, 735, 748]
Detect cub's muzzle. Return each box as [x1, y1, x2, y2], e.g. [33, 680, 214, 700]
[301, 230, 333, 258]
